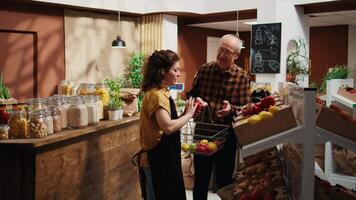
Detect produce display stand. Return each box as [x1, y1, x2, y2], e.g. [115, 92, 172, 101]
[236, 86, 317, 200]
[318, 79, 356, 190]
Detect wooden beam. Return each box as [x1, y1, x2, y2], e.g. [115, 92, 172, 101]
[303, 0, 356, 14]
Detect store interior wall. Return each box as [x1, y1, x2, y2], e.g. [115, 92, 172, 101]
[348, 25, 356, 88]
[310, 25, 348, 86]
[0, 2, 65, 100]
[64, 9, 141, 84]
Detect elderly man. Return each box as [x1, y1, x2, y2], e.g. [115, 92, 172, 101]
[186, 34, 250, 200]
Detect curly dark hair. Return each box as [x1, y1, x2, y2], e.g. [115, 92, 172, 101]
[141, 50, 179, 92]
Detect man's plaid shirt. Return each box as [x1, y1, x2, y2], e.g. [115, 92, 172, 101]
[187, 62, 250, 124]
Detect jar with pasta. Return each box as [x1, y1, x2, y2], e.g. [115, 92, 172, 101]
[95, 83, 110, 106]
[77, 83, 89, 96]
[67, 97, 88, 129]
[8, 110, 29, 138]
[29, 109, 48, 138]
[58, 80, 74, 96]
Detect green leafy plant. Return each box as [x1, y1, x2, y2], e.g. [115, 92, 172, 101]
[104, 77, 125, 111]
[286, 38, 309, 83]
[0, 73, 11, 99]
[318, 65, 350, 93]
[125, 52, 144, 88]
[107, 93, 123, 111]
[124, 52, 144, 111]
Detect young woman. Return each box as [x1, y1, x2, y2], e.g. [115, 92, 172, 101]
[139, 50, 197, 200]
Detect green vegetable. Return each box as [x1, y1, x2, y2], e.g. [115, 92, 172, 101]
[104, 76, 125, 111]
[319, 65, 350, 93]
[0, 72, 11, 99]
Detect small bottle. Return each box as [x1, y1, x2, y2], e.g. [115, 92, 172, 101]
[29, 109, 48, 138]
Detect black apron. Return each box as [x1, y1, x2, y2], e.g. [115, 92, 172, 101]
[147, 97, 186, 200]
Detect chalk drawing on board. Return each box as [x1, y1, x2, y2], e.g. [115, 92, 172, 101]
[251, 23, 281, 73]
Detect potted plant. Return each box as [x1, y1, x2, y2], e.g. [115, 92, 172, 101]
[122, 52, 144, 113]
[104, 77, 125, 120]
[286, 38, 309, 84]
[107, 93, 124, 120]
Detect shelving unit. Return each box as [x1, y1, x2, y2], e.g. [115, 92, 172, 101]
[238, 86, 317, 200]
[319, 79, 356, 190]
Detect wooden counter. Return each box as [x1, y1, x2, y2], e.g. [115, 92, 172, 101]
[0, 115, 141, 200]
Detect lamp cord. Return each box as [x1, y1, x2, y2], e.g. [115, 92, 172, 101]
[118, 10, 121, 36]
[236, 1, 239, 37]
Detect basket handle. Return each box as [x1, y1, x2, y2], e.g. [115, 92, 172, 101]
[200, 105, 214, 124]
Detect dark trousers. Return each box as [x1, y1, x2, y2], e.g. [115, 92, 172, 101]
[193, 132, 237, 200]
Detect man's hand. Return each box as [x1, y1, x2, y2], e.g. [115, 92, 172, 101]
[216, 100, 231, 118]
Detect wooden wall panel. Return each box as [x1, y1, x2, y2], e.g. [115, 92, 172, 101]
[0, 31, 36, 100]
[0, 2, 65, 99]
[310, 25, 348, 85]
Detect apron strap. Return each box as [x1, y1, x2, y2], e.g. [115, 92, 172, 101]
[131, 149, 145, 166]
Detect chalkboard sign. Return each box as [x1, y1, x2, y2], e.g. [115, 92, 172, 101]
[251, 23, 281, 73]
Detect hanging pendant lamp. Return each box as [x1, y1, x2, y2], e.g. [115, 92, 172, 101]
[112, 11, 126, 48]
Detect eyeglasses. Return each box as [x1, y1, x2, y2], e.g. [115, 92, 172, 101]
[217, 47, 235, 57]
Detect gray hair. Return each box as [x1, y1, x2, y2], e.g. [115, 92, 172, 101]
[220, 34, 243, 54]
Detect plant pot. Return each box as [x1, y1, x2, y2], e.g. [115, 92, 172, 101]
[108, 109, 124, 120]
[286, 73, 296, 83]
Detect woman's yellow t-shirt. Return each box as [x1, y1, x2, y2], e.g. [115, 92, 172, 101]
[139, 88, 171, 167]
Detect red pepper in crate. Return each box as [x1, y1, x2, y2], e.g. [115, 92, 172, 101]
[259, 96, 275, 110]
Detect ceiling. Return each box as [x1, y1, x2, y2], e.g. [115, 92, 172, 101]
[186, 0, 356, 32]
[188, 9, 356, 32]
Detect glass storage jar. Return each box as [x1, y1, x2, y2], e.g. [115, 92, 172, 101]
[77, 83, 89, 96]
[85, 96, 99, 125]
[8, 110, 29, 138]
[95, 83, 110, 106]
[96, 96, 104, 120]
[51, 107, 61, 133]
[44, 109, 53, 135]
[58, 80, 74, 96]
[29, 109, 48, 138]
[27, 98, 46, 112]
[0, 124, 9, 140]
[60, 96, 70, 129]
[49, 97, 67, 130]
[67, 96, 88, 129]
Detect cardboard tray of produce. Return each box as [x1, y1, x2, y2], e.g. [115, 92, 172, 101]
[316, 107, 356, 143]
[338, 87, 356, 102]
[233, 105, 297, 146]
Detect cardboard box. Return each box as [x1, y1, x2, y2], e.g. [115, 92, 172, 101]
[338, 87, 356, 102]
[316, 107, 356, 143]
[233, 105, 297, 146]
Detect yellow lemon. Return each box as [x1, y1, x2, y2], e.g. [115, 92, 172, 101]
[247, 115, 261, 124]
[181, 143, 190, 152]
[258, 111, 274, 120]
[200, 139, 209, 145]
[208, 142, 218, 151]
[268, 105, 280, 114]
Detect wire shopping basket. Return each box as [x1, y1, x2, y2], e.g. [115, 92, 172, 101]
[181, 107, 230, 156]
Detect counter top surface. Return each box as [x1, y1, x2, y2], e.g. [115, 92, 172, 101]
[0, 115, 140, 147]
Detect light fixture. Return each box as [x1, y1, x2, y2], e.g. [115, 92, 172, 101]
[112, 11, 126, 48]
[244, 21, 258, 25]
